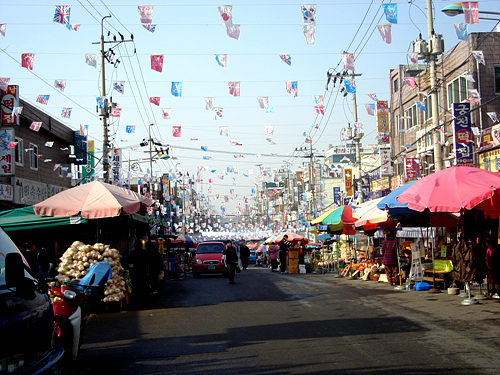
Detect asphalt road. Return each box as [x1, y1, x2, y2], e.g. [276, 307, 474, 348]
[63, 267, 500, 375]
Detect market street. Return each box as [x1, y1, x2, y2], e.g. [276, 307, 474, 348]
[64, 268, 500, 375]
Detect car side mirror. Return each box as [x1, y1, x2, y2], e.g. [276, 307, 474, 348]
[5, 252, 37, 300]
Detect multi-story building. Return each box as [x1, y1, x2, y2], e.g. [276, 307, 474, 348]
[0, 89, 76, 210]
[388, 32, 500, 182]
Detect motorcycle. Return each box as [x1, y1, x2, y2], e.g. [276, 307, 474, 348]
[50, 261, 112, 360]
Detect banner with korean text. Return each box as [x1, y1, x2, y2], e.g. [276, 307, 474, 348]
[453, 102, 474, 166]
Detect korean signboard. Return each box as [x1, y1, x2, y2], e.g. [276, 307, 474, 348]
[344, 168, 353, 196]
[73, 131, 88, 165]
[479, 123, 500, 151]
[333, 186, 341, 203]
[1, 85, 20, 125]
[111, 148, 122, 184]
[404, 158, 420, 180]
[0, 129, 14, 176]
[81, 140, 95, 184]
[453, 102, 474, 166]
[379, 146, 392, 177]
[377, 101, 389, 144]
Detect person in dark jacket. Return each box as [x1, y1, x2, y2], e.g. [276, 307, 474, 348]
[223, 239, 239, 284]
[279, 235, 293, 273]
[239, 242, 250, 270]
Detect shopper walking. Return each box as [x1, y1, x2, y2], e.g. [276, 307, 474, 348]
[382, 228, 399, 285]
[224, 239, 239, 284]
[268, 245, 279, 271]
[279, 235, 292, 273]
[239, 242, 250, 270]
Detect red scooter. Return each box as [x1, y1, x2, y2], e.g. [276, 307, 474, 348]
[50, 261, 112, 360]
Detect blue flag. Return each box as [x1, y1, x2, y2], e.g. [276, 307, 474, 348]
[201, 146, 208, 151]
[417, 101, 427, 111]
[382, 4, 397, 24]
[454, 23, 468, 41]
[171, 82, 182, 97]
[345, 80, 356, 94]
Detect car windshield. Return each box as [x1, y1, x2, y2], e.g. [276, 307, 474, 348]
[197, 244, 224, 254]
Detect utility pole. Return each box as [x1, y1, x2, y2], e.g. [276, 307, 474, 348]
[350, 70, 363, 204]
[427, 0, 444, 172]
[93, 16, 134, 184]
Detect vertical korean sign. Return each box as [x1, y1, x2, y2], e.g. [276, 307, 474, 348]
[73, 131, 88, 165]
[1, 85, 20, 125]
[404, 158, 420, 180]
[111, 148, 122, 184]
[0, 129, 14, 175]
[344, 168, 353, 196]
[377, 100, 390, 144]
[81, 140, 95, 184]
[379, 146, 392, 177]
[453, 102, 474, 166]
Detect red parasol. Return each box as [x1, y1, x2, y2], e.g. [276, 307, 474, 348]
[274, 232, 309, 245]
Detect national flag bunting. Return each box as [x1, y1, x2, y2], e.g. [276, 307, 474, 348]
[258, 96, 269, 110]
[21, 53, 34, 70]
[171, 82, 182, 97]
[79, 124, 88, 136]
[301, 4, 316, 23]
[30, 122, 42, 132]
[96, 96, 105, 109]
[381, 4, 397, 24]
[172, 126, 181, 138]
[142, 24, 156, 33]
[377, 24, 392, 44]
[314, 105, 325, 115]
[368, 93, 378, 101]
[110, 108, 122, 117]
[365, 103, 376, 116]
[61, 108, 72, 118]
[149, 97, 160, 106]
[0, 78, 10, 90]
[138, 6, 154, 23]
[342, 53, 355, 71]
[286, 81, 298, 97]
[205, 97, 215, 110]
[354, 122, 364, 134]
[0, 24, 6, 37]
[462, 2, 479, 24]
[126, 125, 135, 133]
[162, 108, 171, 119]
[302, 24, 315, 44]
[313, 95, 324, 106]
[215, 54, 227, 67]
[228, 82, 240, 96]
[54, 5, 71, 25]
[85, 54, 97, 68]
[279, 54, 291, 66]
[151, 55, 164, 72]
[113, 81, 125, 94]
[36, 95, 50, 105]
[54, 79, 66, 92]
[213, 107, 223, 119]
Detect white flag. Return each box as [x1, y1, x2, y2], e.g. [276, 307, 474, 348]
[85, 53, 98, 68]
[226, 24, 240, 40]
[264, 125, 274, 135]
[219, 126, 229, 136]
[217, 5, 233, 27]
[113, 81, 125, 94]
[162, 108, 171, 119]
[302, 24, 315, 44]
[205, 97, 215, 110]
[257, 96, 269, 110]
[0, 24, 5, 37]
[54, 79, 66, 92]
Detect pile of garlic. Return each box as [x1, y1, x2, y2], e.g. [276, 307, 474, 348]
[56, 241, 128, 303]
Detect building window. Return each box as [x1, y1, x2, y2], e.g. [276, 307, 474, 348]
[14, 137, 23, 166]
[423, 89, 442, 121]
[447, 75, 470, 108]
[404, 104, 418, 129]
[393, 78, 399, 93]
[495, 66, 500, 94]
[29, 143, 38, 170]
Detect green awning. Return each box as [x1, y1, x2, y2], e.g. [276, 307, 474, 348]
[0, 206, 87, 232]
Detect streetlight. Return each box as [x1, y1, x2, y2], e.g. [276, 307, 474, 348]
[442, 4, 500, 20]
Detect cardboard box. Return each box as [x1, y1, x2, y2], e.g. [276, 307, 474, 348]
[287, 258, 298, 267]
[288, 250, 299, 259]
[299, 264, 306, 274]
[288, 265, 299, 274]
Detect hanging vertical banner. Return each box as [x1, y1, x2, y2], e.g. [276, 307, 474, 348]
[404, 158, 420, 180]
[453, 102, 474, 166]
[344, 168, 353, 197]
[1, 85, 20, 125]
[74, 131, 88, 165]
[0, 129, 14, 176]
[379, 146, 392, 177]
[333, 186, 341, 204]
[81, 140, 95, 184]
[111, 148, 122, 184]
[377, 100, 390, 144]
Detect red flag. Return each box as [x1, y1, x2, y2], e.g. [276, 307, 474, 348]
[7, 142, 17, 148]
[228, 82, 240, 96]
[21, 53, 34, 70]
[314, 105, 325, 115]
[149, 97, 160, 106]
[110, 108, 122, 117]
[172, 126, 181, 137]
[151, 55, 164, 72]
[30, 122, 42, 131]
[462, 2, 479, 24]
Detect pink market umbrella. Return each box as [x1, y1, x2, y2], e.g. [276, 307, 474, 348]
[274, 232, 309, 245]
[396, 166, 500, 218]
[33, 180, 154, 219]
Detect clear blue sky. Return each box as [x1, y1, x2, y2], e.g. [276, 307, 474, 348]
[1, 0, 499, 215]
